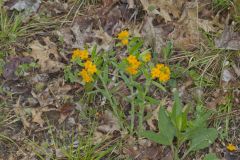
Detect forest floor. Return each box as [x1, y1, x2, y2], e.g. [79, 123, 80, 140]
[0, 0, 240, 159]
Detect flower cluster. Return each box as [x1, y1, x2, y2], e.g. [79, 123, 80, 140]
[72, 49, 88, 61]
[227, 144, 237, 152]
[117, 30, 129, 45]
[72, 49, 97, 83]
[151, 64, 170, 82]
[126, 55, 141, 75]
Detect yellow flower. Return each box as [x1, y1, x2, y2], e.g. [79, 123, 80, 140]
[132, 60, 141, 69]
[79, 69, 92, 83]
[151, 64, 170, 82]
[121, 39, 129, 45]
[159, 72, 170, 82]
[72, 49, 89, 60]
[156, 64, 164, 69]
[151, 67, 161, 79]
[118, 30, 129, 40]
[143, 53, 151, 62]
[127, 55, 138, 65]
[84, 60, 97, 75]
[227, 144, 237, 152]
[126, 66, 138, 75]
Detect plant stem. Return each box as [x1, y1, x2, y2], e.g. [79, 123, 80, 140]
[130, 76, 135, 134]
[97, 74, 124, 129]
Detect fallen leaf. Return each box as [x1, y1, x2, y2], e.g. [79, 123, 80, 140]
[215, 25, 240, 50]
[4, 0, 41, 12]
[31, 108, 44, 127]
[97, 110, 120, 133]
[141, 16, 165, 53]
[3, 56, 32, 80]
[140, 0, 187, 22]
[14, 97, 30, 129]
[26, 37, 64, 73]
[127, 0, 135, 9]
[31, 107, 57, 127]
[58, 104, 75, 124]
[222, 69, 234, 83]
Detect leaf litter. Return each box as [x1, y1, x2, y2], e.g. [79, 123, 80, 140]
[1, 0, 240, 159]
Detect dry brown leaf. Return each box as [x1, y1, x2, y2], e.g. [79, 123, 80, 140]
[97, 110, 120, 133]
[31, 107, 57, 127]
[14, 98, 30, 129]
[127, 0, 135, 9]
[31, 108, 44, 127]
[146, 105, 160, 130]
[169, 2, 217, 50]
[141, 16, 164, 53]
[27, 37, 64, 73]
[58, 104, 75, 124]
[215, 25, 240, 50]
[58, 23, 113, 52]
[140, 0, 187, 22]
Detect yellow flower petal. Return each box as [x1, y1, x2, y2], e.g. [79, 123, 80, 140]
[72, 49, 88, 60]
[84, 60, 97, 75]
[121, 39, 129, 45]
[79, 69, 93, 83]
[126, 66, 138, 75]
[127, 55, 138, 65]
[227, 144, 237, 152]
[151, 64, 170, 82]
[118, 30, 129, 40]
[151, 67, 161, 79]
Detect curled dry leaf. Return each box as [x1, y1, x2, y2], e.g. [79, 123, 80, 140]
[26, 37, 64, 73]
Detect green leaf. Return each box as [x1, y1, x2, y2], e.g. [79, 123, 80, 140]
[145, 96, 160, 105]
[185, 112, 212, 139]
[128, 38, 143, 55]
[189, 128, 218, 151]
[152, 81, 166, 92]
[140, 131, 172, 145]
[91, 45, 97, 58]
[203, 153, 219, 160]
[158, 107, 175, 145]
[170, 91, 183, 131]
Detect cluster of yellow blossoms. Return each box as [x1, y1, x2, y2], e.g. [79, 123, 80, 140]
[72, 49, 97, 83]
[126, 55, 141, 75]
[117, 30, 129, 45]
[151, 64, 170, 82]
[72, 49, 88, 60]
[227, 143, 237, 152]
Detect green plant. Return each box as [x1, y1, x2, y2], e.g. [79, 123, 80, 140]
[140, 91, 218, 160]
[203, 153, 219, 160]
[0, 8, 25, 48]
[0, 58, 5, 76]
[213, 0, 233, 11]
[28, 121, 116, 160]
[15, 62, 38, 76]
[65, 32, 171, 135]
